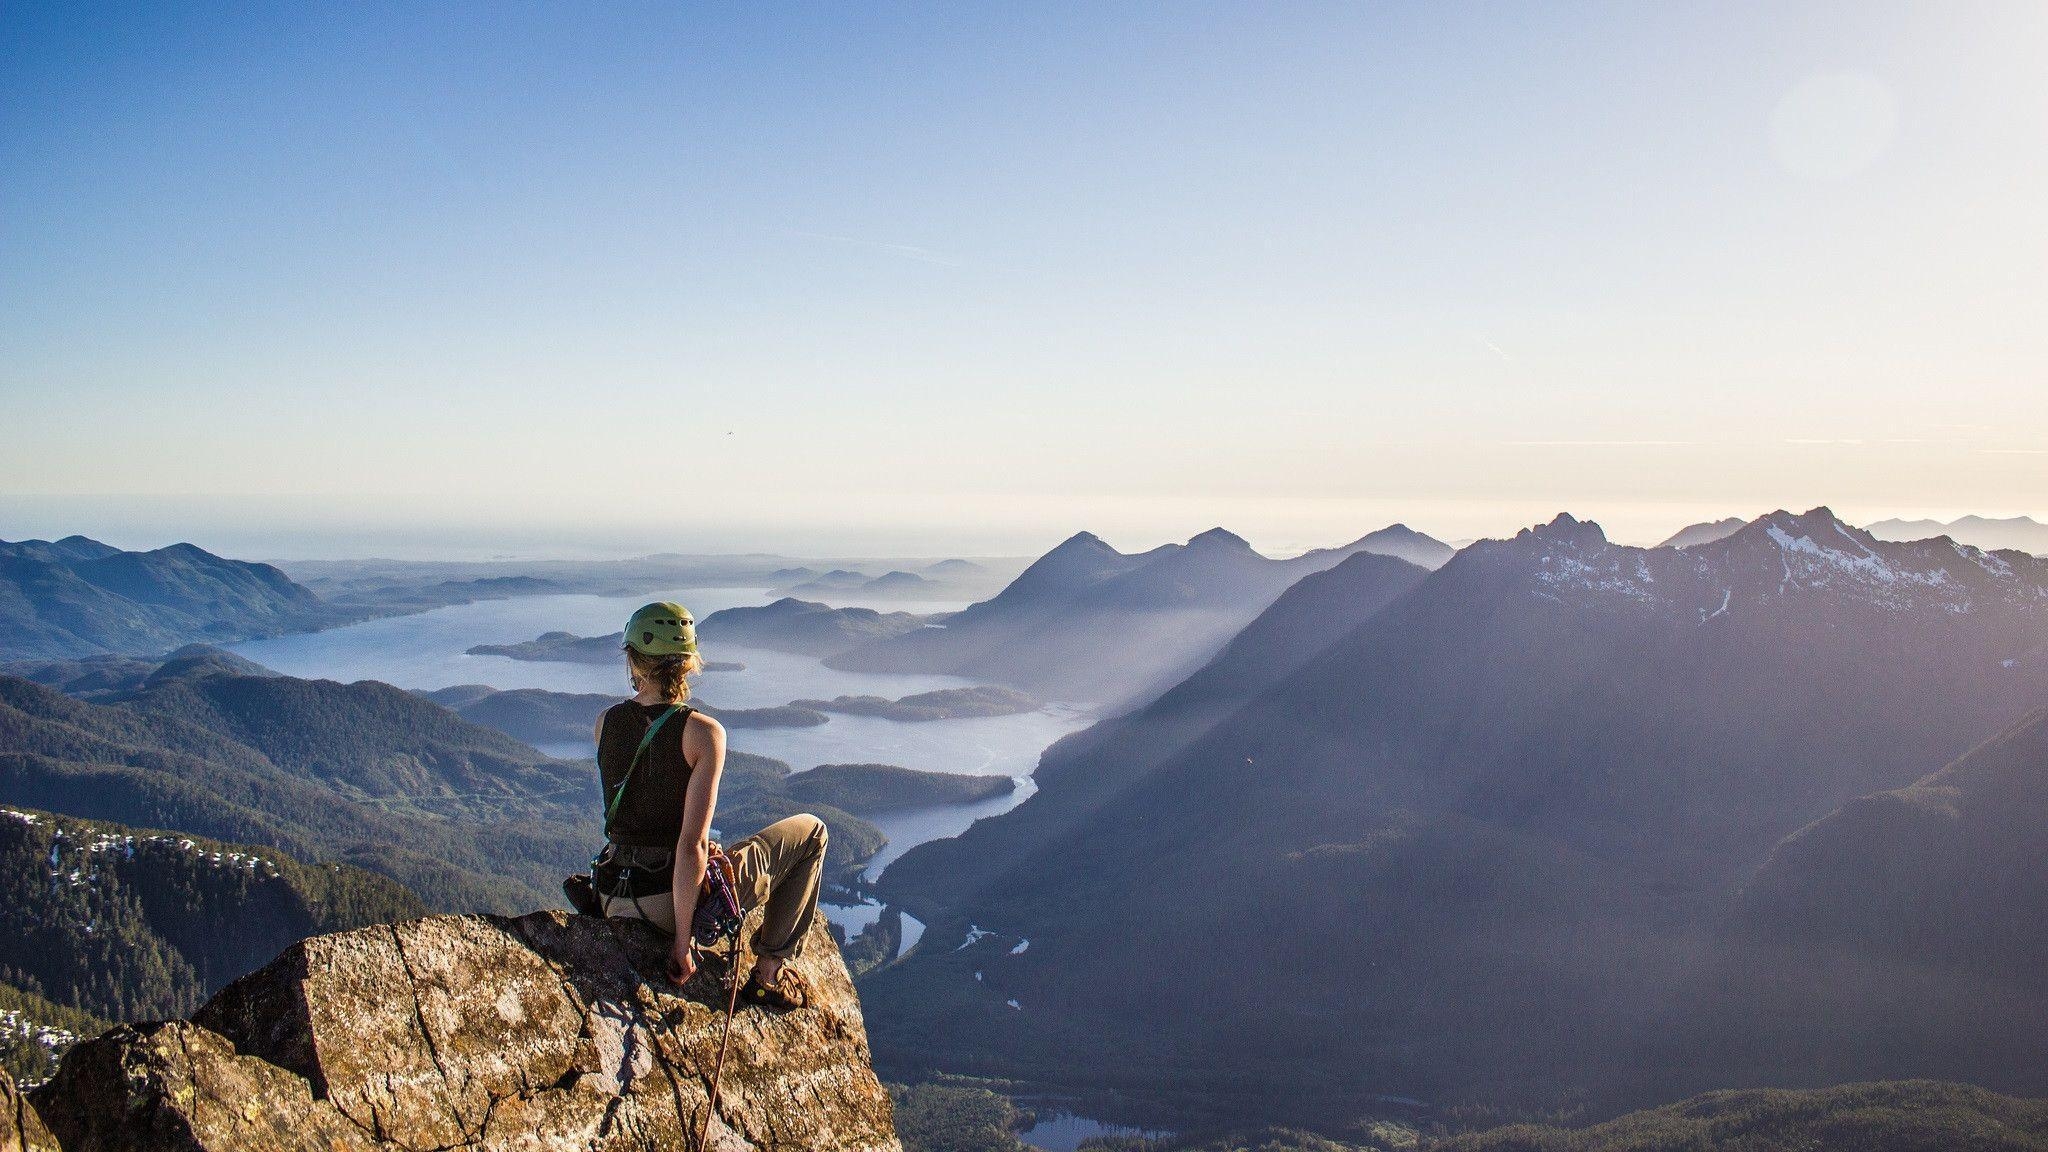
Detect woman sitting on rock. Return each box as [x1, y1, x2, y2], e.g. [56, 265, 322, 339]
[578, 601, 826, 1010]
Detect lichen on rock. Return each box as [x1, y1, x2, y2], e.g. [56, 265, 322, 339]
[29, 911, 900, 1151]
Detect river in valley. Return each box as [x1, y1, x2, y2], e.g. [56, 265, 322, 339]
[231, 586, 1094, 956]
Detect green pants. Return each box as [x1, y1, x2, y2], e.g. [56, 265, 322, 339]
[603, 813, 828, 960]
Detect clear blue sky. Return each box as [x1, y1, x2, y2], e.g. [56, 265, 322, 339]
[3, 2, 2043, 558]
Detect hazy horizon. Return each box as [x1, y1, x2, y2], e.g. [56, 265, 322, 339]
[0, 490, 2032, 563]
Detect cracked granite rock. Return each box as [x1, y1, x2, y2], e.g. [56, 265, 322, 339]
[3, 1069, 57, 1152]
[29, 912, 900, 1151]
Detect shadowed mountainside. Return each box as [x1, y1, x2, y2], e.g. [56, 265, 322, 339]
[864, 508, 2048, 1124]
[880, 548, 1430, 916]
[1659, 706, 2048, 1098]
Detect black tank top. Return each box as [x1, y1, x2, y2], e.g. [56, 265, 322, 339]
[597, 700, 695, 848]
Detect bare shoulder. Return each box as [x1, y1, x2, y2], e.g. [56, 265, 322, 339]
[685, 708, 726, 739]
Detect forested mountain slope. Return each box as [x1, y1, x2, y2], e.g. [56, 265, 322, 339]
[1, 536, 332, 661]
[0, 806, 421, 1024]
[0, 672, 581, 912]
[1433, 1080, 2048, 1152]
[0, 981, 104, 1087]
[106, 668, 591, 823]
[3, 658, 896, 905]
[1664, 706, 2048, 1098]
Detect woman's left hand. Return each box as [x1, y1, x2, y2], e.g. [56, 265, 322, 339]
[667, 938, 697, 985]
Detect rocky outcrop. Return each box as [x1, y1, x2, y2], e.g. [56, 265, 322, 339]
[2, 1069, 56, 1152]
[29, 912, 900, 1151]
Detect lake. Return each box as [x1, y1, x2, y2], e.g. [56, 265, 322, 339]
[232, 588, 1088, 775]
[1017, 1109, 1169, 1151]
[230, 587, 1094, 948]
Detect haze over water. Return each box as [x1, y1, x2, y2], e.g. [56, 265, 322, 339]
[228, 586, 1093, 894]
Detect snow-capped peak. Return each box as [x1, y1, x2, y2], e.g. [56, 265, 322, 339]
[1489, 505, 2048, 619]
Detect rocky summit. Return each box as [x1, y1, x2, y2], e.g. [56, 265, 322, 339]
[27, 911, 900, 1152]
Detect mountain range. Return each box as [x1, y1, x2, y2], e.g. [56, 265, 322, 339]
[1867, 514, 2048, 556]
[824, 524, 1453, 706]
[7, 510, 2045, 1143]
[0, 536, 334, 661]
[863, 507, 2048, 1125]
[781, 568, 942, 599]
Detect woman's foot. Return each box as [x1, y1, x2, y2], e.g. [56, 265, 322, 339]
[740, 964, 806, 1011]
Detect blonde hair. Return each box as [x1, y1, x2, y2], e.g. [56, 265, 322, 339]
[627, 648, 703, 705]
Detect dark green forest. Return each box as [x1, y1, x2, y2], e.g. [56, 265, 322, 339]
[0, 980, 105, 1085]
[0, 806, 422, 1023]
[1427, 1081, 2048, 1152]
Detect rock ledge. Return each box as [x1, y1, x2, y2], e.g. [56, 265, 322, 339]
[29, 911, 900, 1151]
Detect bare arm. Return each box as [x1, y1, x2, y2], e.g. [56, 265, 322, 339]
[668, 712, 724, 971]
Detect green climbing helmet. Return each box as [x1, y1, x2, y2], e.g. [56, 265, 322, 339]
[622, 602, 698, 657]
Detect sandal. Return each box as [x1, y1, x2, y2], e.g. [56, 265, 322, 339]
[739, 969, 807, 1012]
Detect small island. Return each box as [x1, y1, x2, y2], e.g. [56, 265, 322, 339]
[785, 763, 1017, 815]
[787, 685, 1040, 722]
[698, 598, 931, 658]
[467, 630, 743, 670]
[703, 702, 829, 729]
